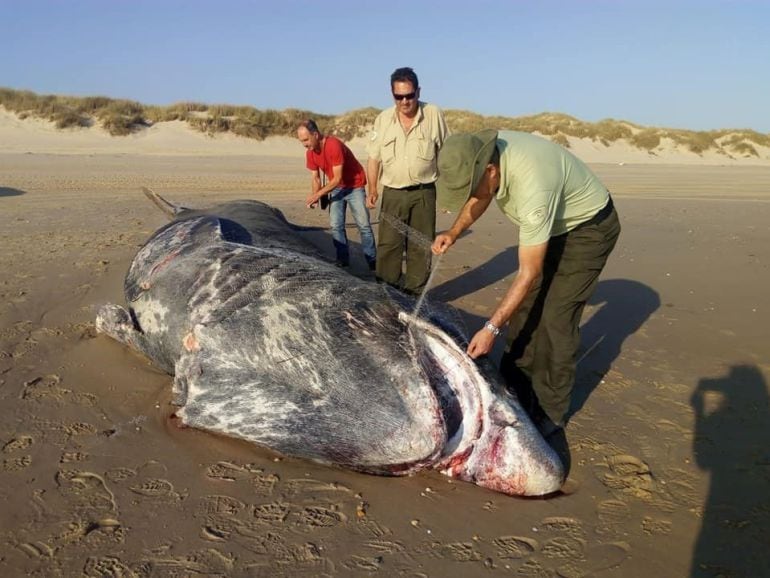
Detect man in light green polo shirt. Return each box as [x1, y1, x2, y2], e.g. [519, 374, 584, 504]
[431, 130, 621, 438]
[366, 67, 448, 295]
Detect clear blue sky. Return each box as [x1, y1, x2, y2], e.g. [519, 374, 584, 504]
[3, 0, 769, 132]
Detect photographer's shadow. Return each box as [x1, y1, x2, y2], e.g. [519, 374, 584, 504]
[569, 279, 660, 417]
[690, 365, 770, 577]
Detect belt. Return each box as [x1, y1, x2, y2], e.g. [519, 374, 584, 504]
[394, 182, 435, 191]
[581, 196, 614, 227]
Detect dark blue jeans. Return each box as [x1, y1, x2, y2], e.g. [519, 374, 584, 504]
[329, 187, 376, 266]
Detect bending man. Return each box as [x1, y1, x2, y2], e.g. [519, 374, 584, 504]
[432, 130, 621, 436]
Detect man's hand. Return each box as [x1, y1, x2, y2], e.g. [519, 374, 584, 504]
[467, 327, 496, 359]
[432, 232, 456, 255]
[366, 190, 378, 209]
[306, 192, 320, 209]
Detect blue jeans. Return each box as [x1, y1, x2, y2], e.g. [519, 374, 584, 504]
[328, 187, 376, 266]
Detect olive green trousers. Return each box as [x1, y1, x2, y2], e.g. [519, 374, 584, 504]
[376, 185, 436, 294]
[501, 202, 621, 427]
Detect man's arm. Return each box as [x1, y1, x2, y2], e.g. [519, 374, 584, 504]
[366, 157, 380, 208]
[436, 107, 449, 145]
[431, 193, 493, 255]
[306, 169, 322, 208]
[466, 241, 547, 358]
[306, 165, 342, 208]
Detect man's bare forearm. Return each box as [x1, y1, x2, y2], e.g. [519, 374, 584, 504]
[447, 195, 493, 238]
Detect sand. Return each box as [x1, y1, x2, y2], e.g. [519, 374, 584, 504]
[1, 113, 769, 577]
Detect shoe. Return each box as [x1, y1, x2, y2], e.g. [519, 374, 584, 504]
[366, 260, 376, 271]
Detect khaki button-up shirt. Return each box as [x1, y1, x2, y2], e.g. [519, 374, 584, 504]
[366, 102, 448, 188]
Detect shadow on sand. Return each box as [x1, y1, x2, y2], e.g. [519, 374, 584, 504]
[0, 187, 26, 198]
[429, 246, 518, 303]
[690, 365, 770, 577]
[427, 246, 661, 421]
[570, 279, 661, 416]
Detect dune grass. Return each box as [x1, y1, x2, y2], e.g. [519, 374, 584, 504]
[1, 87, 768, 156]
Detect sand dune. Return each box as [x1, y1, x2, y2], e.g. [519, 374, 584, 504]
[3, 106, 769, 166]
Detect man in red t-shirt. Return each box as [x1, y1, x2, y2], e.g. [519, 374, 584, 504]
[297, 119, 376, 270]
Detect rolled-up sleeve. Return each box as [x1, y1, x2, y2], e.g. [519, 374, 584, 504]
[366, 112, 385, 161]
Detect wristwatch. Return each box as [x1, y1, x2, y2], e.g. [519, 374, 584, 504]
[484, 321, 501, 336]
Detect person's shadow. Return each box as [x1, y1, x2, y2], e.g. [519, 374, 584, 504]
[429, 246, 518, 303]
[428, 247, 661, 420]
[0, 187, 26, 197]
[690, 365, 770, 577]
[569, 279, 661, 417]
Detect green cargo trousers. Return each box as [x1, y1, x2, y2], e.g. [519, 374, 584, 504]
[501, 201, 621, 427]
[376, 184, 436, 294]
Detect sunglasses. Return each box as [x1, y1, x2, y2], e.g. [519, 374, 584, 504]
[392, 91, 417, 101]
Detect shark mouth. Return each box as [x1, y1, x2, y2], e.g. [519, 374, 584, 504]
[402, 312, 565, 496]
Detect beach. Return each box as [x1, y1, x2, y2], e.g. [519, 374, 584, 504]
[1, 116, 769, 577]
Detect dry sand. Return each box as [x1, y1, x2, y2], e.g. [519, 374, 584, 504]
[1, 114, 769, 577]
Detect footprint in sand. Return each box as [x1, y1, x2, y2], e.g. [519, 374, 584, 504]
[31, 419, 98, 448]
[205, 460, 263, 482]
[291, 504, 347, 531]
[280, 477, 352, 498]
[1, 436, 33, 472]
[128, 477, 184, 502]
[55, 469, 118, 513]
[411, 540, 443, 558]
[537, 516, 587, 541]
[196, 494, 246, 518]
[2, 454, 32, 471]
[539, 535, 585, 561]
[104, 466, 137, 483]
[14, 540, 55, 560]
[595, 454, 655, 499]
[112, 548, 235, 577]
[596, 499, 631, 535]
[642, 516, 673, 535]
[82, 555, 136, 578]
[493, 535, 538, 559]
[565, 542, 630, 576]
[342, 554, 383, 572]
[515, 559, 552, 577]
[60, 451, 89, 463]
[356, 539, 416, 569]
[363, 539, 406, 555]
[245, 541, 332, 577]
[438, 541, 482, 562]
[2, 434, 34, 453]
[199, 516, 237, 542]
[252, 501, 291, 525]
[355, 518, 393, 539]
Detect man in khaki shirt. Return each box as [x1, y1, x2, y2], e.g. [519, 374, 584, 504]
[366, 67, 448, 295]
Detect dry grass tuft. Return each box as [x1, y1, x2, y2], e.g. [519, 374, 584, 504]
[1, 87, 768, 154]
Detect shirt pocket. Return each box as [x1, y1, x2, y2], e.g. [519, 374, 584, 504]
[381, 135, 397, 166]
[416, 137, 436, 162]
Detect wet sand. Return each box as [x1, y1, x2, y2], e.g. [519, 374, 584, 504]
[1, 152, 769, 577]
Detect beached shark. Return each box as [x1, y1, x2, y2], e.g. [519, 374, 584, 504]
[95, 189, 565, 496]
